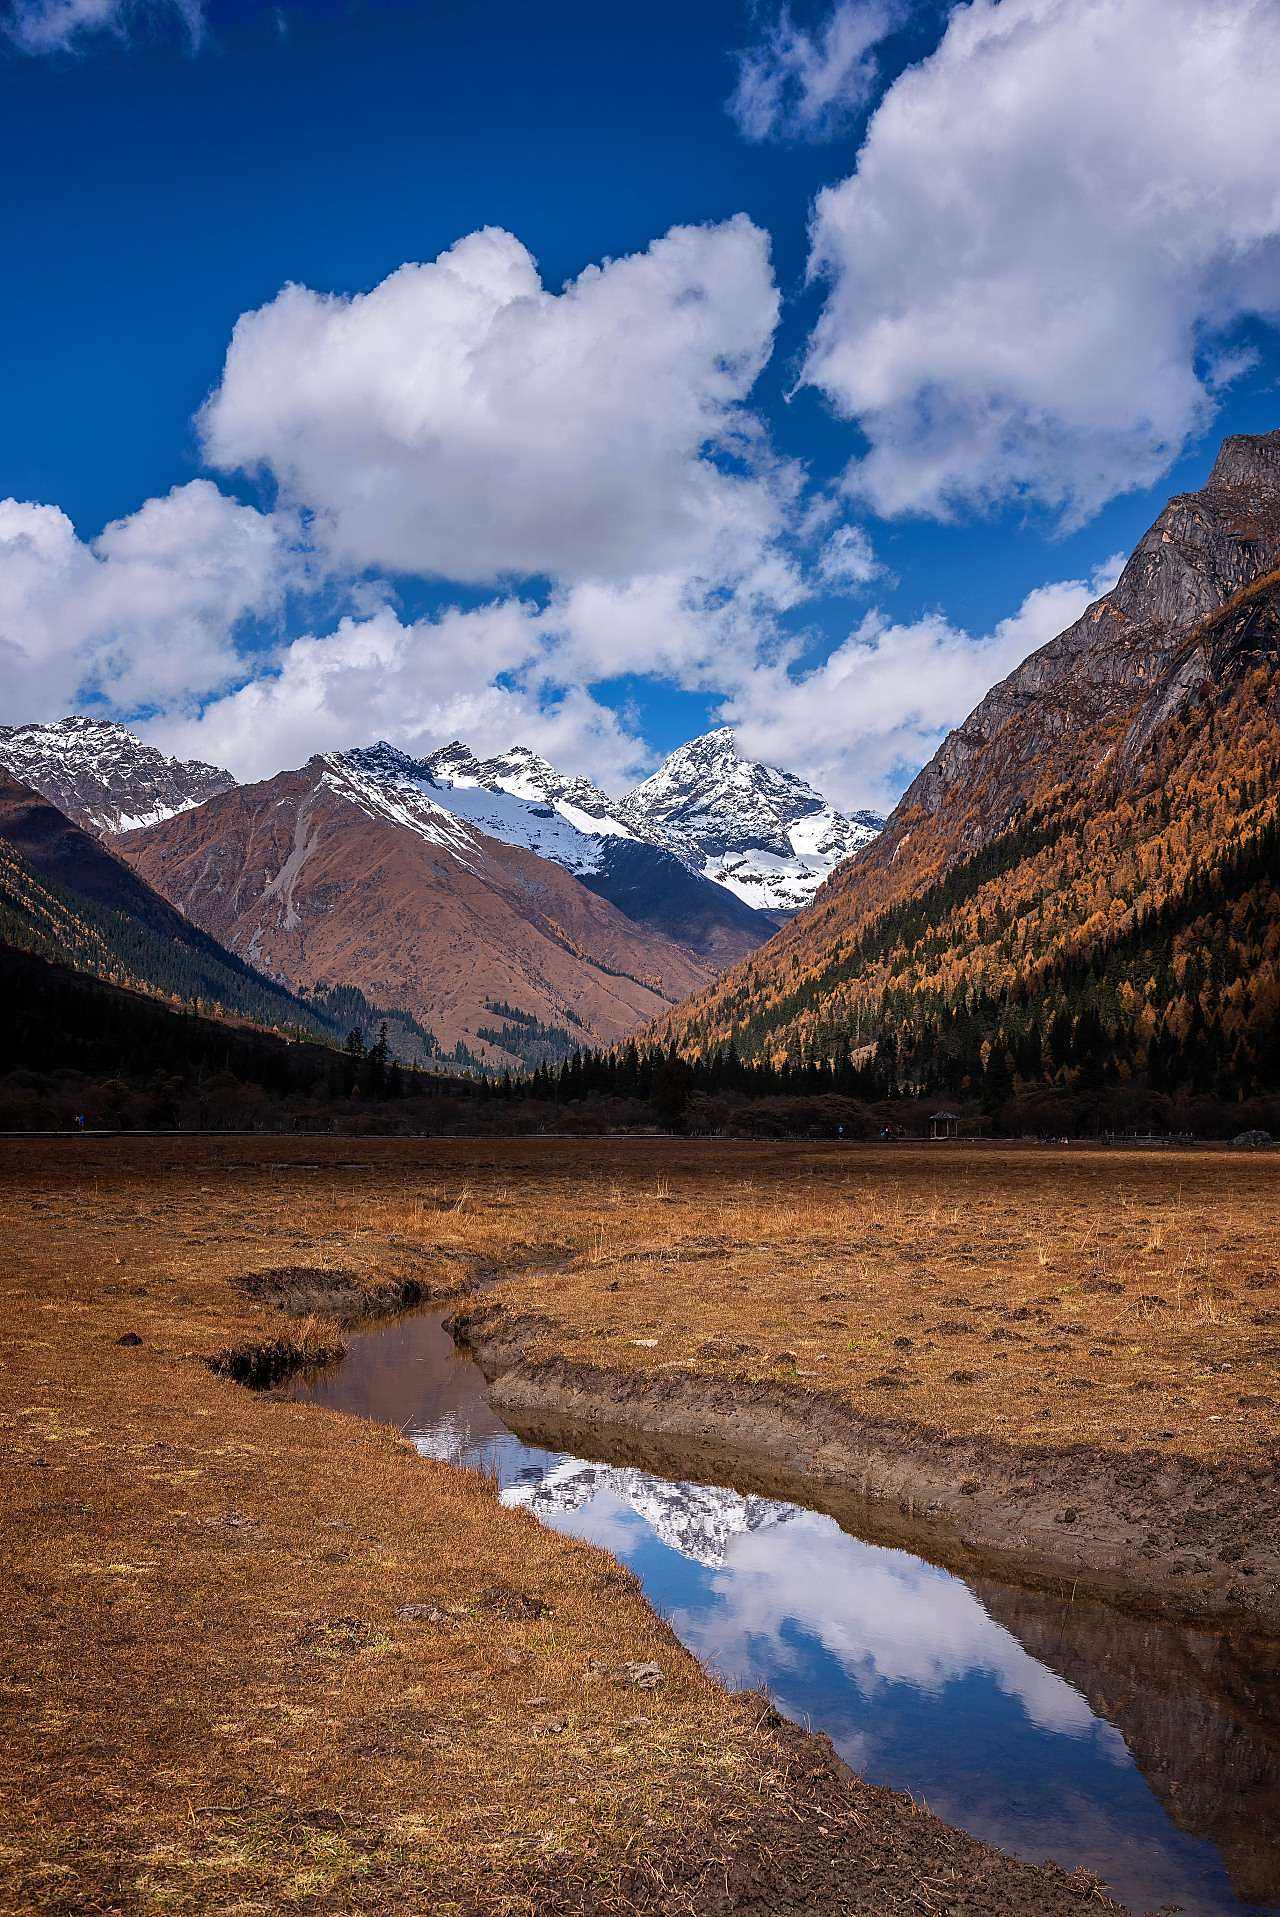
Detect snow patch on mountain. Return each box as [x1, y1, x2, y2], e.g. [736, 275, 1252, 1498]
[0, 715, 235, 837]
[621, 727, 883, 913]
[427, 742, 638, 841]
[501, 1455, 797, 1568]
[318, 749, 481, 865]
[335, 742, 611, 875]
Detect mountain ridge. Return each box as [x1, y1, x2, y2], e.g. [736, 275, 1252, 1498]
[112, 752, 720, 1070]
[0, 770, 334, 1039]
[0, 715, 235, 836]
[655, 429, 1280, 1110]
[2, 715, 877, 956]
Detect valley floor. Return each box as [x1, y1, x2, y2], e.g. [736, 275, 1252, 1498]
[456, 1139, 1280, 1628]
[2, 1136, 1275, 1916]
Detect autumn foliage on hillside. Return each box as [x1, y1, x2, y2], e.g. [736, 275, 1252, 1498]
[661, 562, 1280, 1112]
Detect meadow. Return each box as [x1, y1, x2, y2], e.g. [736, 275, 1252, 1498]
[3, 1133, 1275, 1915]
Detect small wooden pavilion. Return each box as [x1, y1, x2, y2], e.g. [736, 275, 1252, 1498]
[929, 1111, 959, 1140]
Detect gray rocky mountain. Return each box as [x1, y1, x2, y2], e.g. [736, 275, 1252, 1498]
[621, 727, 883, 914]
[904, 431, 1280, 840]
[0, 716, 235, 837]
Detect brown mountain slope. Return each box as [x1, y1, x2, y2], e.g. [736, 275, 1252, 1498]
[659, 432, 1280, 1101]
[114, 753, 715, 1067]
[0, 772, 329, 1037]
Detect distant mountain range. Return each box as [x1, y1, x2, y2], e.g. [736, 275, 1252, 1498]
[112, 749, 714, 1069]
[6, 426, 1278, 1107]
[660, 430, 1280, 1111]
[0, 715, 235, 836]
[0, 718, 879, 1071]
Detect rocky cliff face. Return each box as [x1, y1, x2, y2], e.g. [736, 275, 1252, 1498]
[901, 433, 1280, 846]
[0, 716, 234, 836]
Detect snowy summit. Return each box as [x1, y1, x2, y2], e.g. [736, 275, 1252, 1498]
[621, 727, 883, 914]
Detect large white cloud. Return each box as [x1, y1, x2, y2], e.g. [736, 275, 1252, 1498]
[2, 0, 203, 53]
[806, 0, 1280, 524]
[144, 602, 649, 789]
[200, 218, 791, 591]
[540, 554, 805, 695]
[0, 480, 300, 718]
[720, 555, 1123, 811]
[141, 553, 1123, 804]
[730, 0, 901, 142]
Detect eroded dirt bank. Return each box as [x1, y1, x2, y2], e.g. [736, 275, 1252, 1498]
[1, 1137, 1130, 1917]
[451, 1303, 1280, 1631]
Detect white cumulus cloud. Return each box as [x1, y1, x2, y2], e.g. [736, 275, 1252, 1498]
[720, 555, 1124, 811]
[0, 480, 301, 719]
[200, 218, 791, 593]
[806, 0, 1280, 525]
[672, 1510, 1103, 1738]
[730, 0, 902, 142]
[817, 522, 882, 589]
[144, 602, 650, 789]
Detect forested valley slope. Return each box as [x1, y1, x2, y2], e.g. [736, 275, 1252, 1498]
[658, 431, 1280, 1114]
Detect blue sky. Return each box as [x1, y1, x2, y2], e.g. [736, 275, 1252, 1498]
[2, 0, 1278, 807]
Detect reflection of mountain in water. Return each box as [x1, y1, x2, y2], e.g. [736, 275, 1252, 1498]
[975, 1579, 1280, 1908]
[501, 1457, 797, 1568]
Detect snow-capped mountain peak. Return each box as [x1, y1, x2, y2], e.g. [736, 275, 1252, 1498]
[0, 715, 236, 836]
[620, 727, 883, 914]
[335, 741, 612, 875]
[426, 740, 483, 783]
[429, 741, 636, 839]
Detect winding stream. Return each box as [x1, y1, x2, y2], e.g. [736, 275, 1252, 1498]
[278, 1309, 1280, 1917]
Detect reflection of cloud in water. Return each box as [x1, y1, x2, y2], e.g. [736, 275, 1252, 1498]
[671, 1510, 1114, 1746]
[294, 1310, 1260, 1917]
[534, 1486, 642, 1558]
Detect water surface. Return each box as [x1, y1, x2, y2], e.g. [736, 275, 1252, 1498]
[280, 1309, 1280, 1917]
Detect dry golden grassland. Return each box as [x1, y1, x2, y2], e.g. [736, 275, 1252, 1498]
[471, 1139, 1280, 1467]
[2, 1133, 1273, 1916]
[460, 1139, 1280, 1625]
